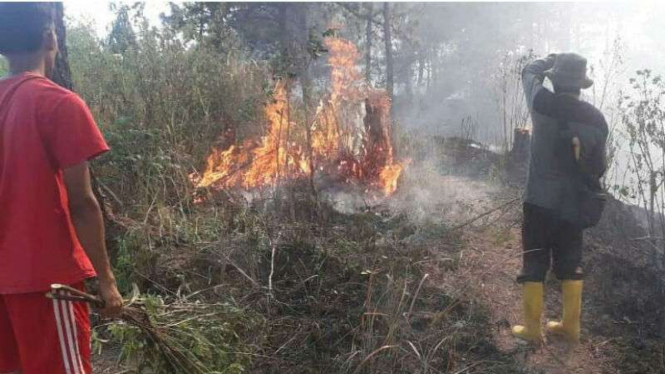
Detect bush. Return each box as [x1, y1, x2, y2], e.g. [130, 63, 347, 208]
[618, 69, 665, 269]
[68, 20, 271, 213]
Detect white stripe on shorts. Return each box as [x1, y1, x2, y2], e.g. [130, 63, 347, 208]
[59, 298, 82, 374]
[53, 296, 73, 374]
[68, 301, 85, 373]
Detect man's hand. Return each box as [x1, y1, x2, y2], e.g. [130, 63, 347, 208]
[544, 53, 557, 70]
[98, 277, 123, 318]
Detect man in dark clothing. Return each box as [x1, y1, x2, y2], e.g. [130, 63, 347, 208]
[512, 53, 608, 344]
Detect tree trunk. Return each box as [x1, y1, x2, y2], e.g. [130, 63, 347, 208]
[510, 128, 531, 161]
[429, 46, 437, 86]
[507, 128, 531, 182]
[417, 50, 425, 87]
[365, 3, 373, 82]
[278, 4, 289, 58]
[363, 96, 392, 180]
[52, 3, 122, 265]
[297, 5, 319, 211]
[426, 55, 431, 90]
[383, 2, 394, 100]
[51, 3, 73, 89]
[405, 61, 413, 102]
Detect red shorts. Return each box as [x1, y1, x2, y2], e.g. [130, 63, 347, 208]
[0, 282, 92, 374]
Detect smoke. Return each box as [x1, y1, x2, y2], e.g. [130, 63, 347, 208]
[323, 142, 504, 230]
[389, 158, 502, 226]
[390, 3, 665, 152]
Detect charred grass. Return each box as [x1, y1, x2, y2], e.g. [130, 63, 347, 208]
[545, 197, 665, 374]
[583, 200, 665, 374]
[97, 183, 524, 374]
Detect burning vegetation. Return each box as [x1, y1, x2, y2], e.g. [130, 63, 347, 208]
[193, 36, 405, 197]
[54, 2, 665, 373]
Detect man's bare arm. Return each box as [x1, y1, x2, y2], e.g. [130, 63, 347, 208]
[63, 162, 123, 318]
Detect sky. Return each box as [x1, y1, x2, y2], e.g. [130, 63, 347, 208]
[65, 1, 174, 36]
[63, 1, 665, 71]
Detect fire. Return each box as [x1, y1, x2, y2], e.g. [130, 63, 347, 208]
[243, 81, 309, 188]
[197, 145, 246, 188]
[311, 37, 364, 162]
[194, 35, 406, 196]
[380, 163, 404, 196]
[326, 37, 363, 102]
[197, 82, 307, 189]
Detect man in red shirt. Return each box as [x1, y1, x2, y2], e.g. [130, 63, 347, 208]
[0, 4, 123, 374]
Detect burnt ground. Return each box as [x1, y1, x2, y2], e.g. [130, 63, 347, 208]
[425, 137, 665, 374]
[93, 137, 665, 373]
[583, 198, 665, 374]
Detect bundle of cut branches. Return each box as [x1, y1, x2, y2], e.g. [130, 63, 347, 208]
[47, 284, 259, 374]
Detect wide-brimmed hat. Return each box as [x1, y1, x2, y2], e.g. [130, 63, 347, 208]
[544, 53, 593, 89]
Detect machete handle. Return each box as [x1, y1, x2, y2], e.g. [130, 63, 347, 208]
[572, 136, 581, 162]
[48, 284, 106, 308]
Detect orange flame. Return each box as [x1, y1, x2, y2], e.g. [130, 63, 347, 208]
[379, 163, 404, 195]
[326, 37, 364, 102]
[243, 81, 308, 188]
[197, 144, 246, 188]
[196, 82, 307, 190]
[311, 37, 364, 161]
[194, 35, 405, 197]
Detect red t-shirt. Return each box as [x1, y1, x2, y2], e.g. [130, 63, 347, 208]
[0, 73, 109, 294]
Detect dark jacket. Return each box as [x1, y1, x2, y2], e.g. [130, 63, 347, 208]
[522, 56, 608, 220]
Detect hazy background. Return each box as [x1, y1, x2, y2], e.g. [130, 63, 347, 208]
[55, 1, 665, 200]
[63, 2, 661, 141]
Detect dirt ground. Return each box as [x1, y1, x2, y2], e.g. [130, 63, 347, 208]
[91, 347, 125, 374]
[90, 152, 637, 373]
[431, 219, 617, 374]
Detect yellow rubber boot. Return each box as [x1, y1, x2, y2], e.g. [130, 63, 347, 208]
[512, 282, 544, 344]
[546, 280, 583, 343]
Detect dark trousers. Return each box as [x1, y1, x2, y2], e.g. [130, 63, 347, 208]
[518, 203, 584, 283]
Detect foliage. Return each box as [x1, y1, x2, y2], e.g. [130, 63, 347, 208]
[68, 10, 271, 213]
[98, 294, 264, 374]
[107, 3, 139, 54]
[491, 50, 536, 152]
[618, 69, 665, 268]
[587, 36, 626, 190]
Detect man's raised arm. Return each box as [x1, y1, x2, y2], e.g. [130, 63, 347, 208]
[522, 54, 557, 111]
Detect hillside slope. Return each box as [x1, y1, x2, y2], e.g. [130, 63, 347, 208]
[92, 138, 662, 374]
